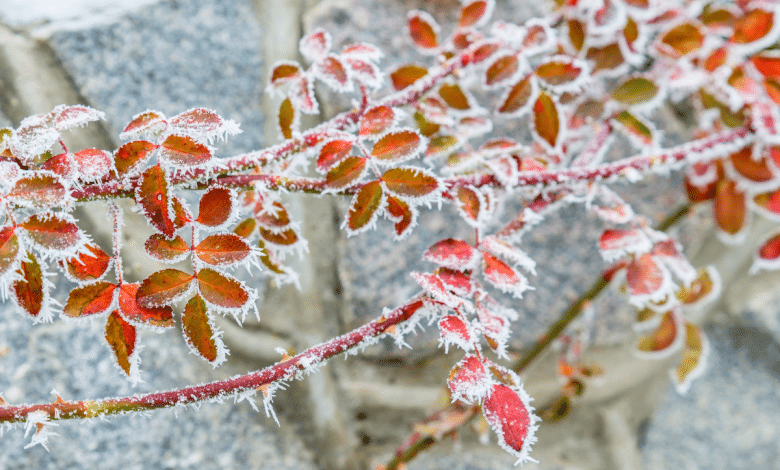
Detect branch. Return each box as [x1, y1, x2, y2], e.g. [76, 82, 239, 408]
[0, 299, 425, 424]
[384, 203, 693, 470]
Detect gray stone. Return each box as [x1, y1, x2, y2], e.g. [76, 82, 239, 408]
[48, 0, 266, 156]
[641, 323, 780, 470]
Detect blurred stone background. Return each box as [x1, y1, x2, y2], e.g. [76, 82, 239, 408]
[1, 0, 779, 469]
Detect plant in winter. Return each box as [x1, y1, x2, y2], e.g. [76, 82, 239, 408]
[0, 0, 778, 466]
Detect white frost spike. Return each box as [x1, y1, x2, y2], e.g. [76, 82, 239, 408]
[168, 108, 242, 145]
[412, 271, 473, 311]
[479, 236, 536, 275]
[0, 160, 21, 191]
[23, 410, 59, 451]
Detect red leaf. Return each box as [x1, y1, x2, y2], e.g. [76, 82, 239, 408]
[7, 173, 66, 208]
[51, 105, 104, 131]
[371, 130, 423, 163]
[448, 354, 489, 402]
[437, 268, 473, 296]
[64, 244, 111, 281]
[197, 268, 249, 309]
[483, 252, 527, 297]
[290, 76, 319, 114]
[145, 234, 190, 262]
[63, 281, 116, 318]
[533, 91, 560, 148]
[118, 283, 174, 328]
[137, 165, 175, 237]
[456, 186, 481, 224]
[259, 227, 299, 246]
[359, 106, 396, 138]
[114, 140, 157, 176]
[483, 384, 535, 463]
[105, 310, 137, 375]
[20, 213, 81, 250]
[759, 234, 780, 261]
[472, 41, 500, 64]
[315, 55, 350, 90]
[73, 148, 112, 180]
[347, 180, 384, 233]
[486, 54, 519, 87]
[121, 110, 166, 139]
[160, 135, 211, 166]
[196, 186, 233, 227]
[411, 271, 468, 309]
[194, 234, 250, 266]
[498, 75, 535, 114]
[659, 22, 704, 56]
[136, 269, 193, 308]
[317, 139, 354, 172]
[390, 64, 428, 91]
[438, 314, 474, 352]
[459, 0, 492, 28]
[11, 253, 44, 319]
[730, 146, 772, 182]
[752, 55, 780, 78]
[300, 28, 331, 62]
[626, 254, 664, 296]
[387, 196, 415, 238]
[408, 11, 439, 50]
[269, 62, 303, 88]
[424, 238, 478, 271]
[599, 229, 650, 261]
[326, 156, 366, 189]
[0, 227, 20, 277]
[732, 8, 774, 44]
[254, 200, 290, 229]
[182, 294, 219, 362]
[279, 98, 295, 140]
[714, 179, 746, 235]
[171, 196, 192, 231]
[169, 108, 222, 135]
[382, 167, 440, 198]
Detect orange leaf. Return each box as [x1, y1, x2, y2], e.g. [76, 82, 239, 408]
[118, 283, 174, 328]
[105, 310, 137, 375]
[732, 8, 774, 44]
[752, 55, 780, 78]
[326, 156, 366, 189]
[714, 179, 746, 235]
[11, 253, 44, 319]
[270, 63, 303, 87]
[386, 196, 414, 238]
[459, 0, 491, 28]
[533, 92, 560, 148]
[408, 11, 439, 50]
[659, 22, 704, 56]
[637, 310, 679, 353]
[145, 234, 190, 262]
[730, 146, 772, 182]
[196, 186, 232, 227]
[498, 75, 535, 114]
[317, 139, 354, 172]
[20, 213, 81, 250]
[486, 54, 519, 87]
[0, 227, 19, 277]
[160, 135, 211, 166]
[7, 174, 66, 208]
[136, 269, 193, 308]
[347, 180, 384, 232]
[382, 167, 440, 198]
[137, 165, 175, 237]
[63, 281, 116, 318]
[259, 227, 299, 246]
[233, 218, 257, 239]
[65, 244, 111, 281]
[254, 200, 290, 229]
[194, 234, 250, 266]
[278, 98, 295, 140]
[390, 64, 428, 91]
[439, 84, 470, 110]
[586, 43, 624, 72]
[359, 106, 396, 138]
[535, 59, 584, 87]
[114, 140, 157, 176]
[182, 294, 218, 362]
[371, 130, 423, 163]
[626, 254, 664, 296]
[197, 268, 249, 309]
[673, 322, 708, 394]
[121, 110, 166, 138]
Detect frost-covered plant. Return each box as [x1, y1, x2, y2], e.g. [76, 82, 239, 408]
[0, 0, 779, 466]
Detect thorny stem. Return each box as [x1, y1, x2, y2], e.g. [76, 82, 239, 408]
[0, 299, 424, 424]
[385, 203, 692, 470]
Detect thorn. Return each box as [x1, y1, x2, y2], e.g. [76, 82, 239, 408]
[0, 396, 7, 406]
[53, 395, 67, 405]
[35, 423, 44, 433]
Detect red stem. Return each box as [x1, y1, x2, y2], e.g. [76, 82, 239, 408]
[0, 298, 425, 424]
